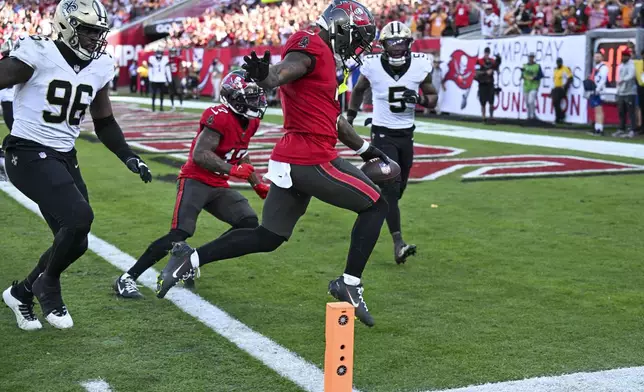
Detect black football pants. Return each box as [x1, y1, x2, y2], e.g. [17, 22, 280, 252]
[371, 128, 414, 236]
[4, 140, 93, 290]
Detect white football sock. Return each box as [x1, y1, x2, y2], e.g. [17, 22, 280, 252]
[343, 274, 361, 286]
[190, 251, 200, 269]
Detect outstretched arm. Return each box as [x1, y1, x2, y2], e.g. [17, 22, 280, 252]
[0, 58, 33, 90]
[245, 51, 312, 90]
[347, 75, 371, 124]
[192, 128, 232, 174]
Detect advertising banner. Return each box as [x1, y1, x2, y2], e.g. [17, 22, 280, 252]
[440, 35, 588, 123]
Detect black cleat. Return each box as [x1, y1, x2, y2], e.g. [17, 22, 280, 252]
[32, 274, 73, 329]
[395, 243, 417, 265]
[183, 277, 196, 290]
[114, 274, 143, 299]
[156, 242, 199, 299]
[328, 277, 374, 327]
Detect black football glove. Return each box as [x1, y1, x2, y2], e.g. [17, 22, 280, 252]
[402, 89, 422, 104]
[242, 50, 271, 82]
[360, 144, 390, 164]
[125, 156, 152, 183]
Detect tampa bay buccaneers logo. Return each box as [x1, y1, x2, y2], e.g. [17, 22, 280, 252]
[443, 49, 479, 109]
[443, 49, 479, 90]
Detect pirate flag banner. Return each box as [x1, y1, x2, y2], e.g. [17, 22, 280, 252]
[439, 35, 588, 124]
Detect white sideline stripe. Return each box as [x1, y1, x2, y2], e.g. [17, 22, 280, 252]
[0, 182, 355, 392]
[426, 366, 644, 392]
[109, 96, 644, 161]
[80, 379, 112, 392]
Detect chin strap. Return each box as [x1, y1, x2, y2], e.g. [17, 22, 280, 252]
[338, 68, 350, 95]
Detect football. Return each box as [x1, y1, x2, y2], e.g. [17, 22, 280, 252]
[360, 158, 401, 184]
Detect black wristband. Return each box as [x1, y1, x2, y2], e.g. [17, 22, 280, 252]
[347, 109, 358, 118]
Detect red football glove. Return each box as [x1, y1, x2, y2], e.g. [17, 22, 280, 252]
[229, 163, 255, 180]
[253, 183, 270, 199]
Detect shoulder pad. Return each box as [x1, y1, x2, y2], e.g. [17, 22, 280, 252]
[200, 105, 231, 131]
[11, 36, 52, 69]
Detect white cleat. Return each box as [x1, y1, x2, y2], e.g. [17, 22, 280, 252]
[43, 306, 74, 329]
[2, 286, 42, 331]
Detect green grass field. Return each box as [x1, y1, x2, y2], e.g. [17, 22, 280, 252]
[1, 106, 644, 392]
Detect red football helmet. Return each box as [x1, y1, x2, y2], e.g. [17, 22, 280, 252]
[220, 70, 268, 119]
[317, 0, 376, 66]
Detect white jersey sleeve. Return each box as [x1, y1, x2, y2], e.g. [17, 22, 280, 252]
[10, 37, 114, 152]
[10, 35, 42, 69]
[359, 53, 379, 80]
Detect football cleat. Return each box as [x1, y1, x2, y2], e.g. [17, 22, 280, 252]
[156, 242, 200, 299]
[2, 282, 42, 331]
[114, 274, 143, 299]
[395, 243, 417, 265]
[32, 274, 73, 329]
[183, 277, 196, 290]
[328, 277, 374, 327]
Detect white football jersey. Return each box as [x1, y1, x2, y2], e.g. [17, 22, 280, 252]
[149, 55, 170, 83]
[10, 36, 113, 152]
[360, 52, 433, 129]
[0, 86, 14, 102]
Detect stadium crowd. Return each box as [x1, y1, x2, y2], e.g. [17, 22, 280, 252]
[2, 0, 644, 49]
[0, 0, 179, 45]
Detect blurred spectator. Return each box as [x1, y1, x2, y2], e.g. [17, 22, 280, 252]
[429, 7, 450, 37]
[475, 47, 501, 122]
[615, 48, 637, 138]
[453, 0, 472, 34]
[137, 61, 149, 97]
[471, 3, 501, 37]
[129, 60, 138, 93]
[586, 0, 608, 29]
[552, 57, 572, 123]
[521, 52, 543, 121]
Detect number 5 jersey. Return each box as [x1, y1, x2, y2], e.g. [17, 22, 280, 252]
[178, 104, 260, 188]
[359, 52, 433, 130]
[9, 36, 114, 152]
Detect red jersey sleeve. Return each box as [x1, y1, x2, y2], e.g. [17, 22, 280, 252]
[199, 105, 232, 136]
[281, 30, 324, 62]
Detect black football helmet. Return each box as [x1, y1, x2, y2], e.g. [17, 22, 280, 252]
[220, 70, 268, 119]
[317, 0, 376, 66]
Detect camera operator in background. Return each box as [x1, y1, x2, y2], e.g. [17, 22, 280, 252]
[521, 53, 543, 122]
[475, 47, 501, 123]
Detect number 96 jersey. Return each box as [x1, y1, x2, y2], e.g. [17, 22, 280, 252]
[360, 52, 433, 130]
[10, 36, 114, 152]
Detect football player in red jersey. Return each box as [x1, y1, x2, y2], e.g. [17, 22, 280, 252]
[167, 48, 183, 110]
[113, 70, 269, 298]
[157, 0, 387, 327]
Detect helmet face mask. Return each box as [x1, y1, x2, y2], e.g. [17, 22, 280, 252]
[382, 38, 412, 67]
[380, 21, 413, 67]
[220, 71, 268, 119]
[55, 0, 110, 61]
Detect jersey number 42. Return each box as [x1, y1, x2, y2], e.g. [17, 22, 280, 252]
[43, 80, 93, 126]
